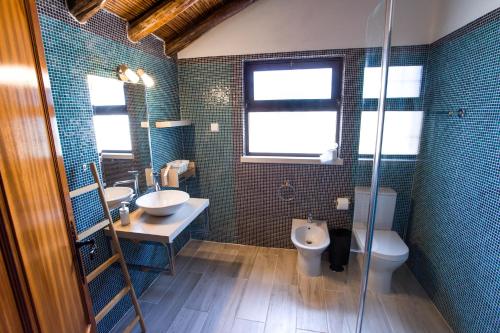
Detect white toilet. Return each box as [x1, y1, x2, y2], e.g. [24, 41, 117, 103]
[352, 186, 409, 293]
[291, 218, 330, 276]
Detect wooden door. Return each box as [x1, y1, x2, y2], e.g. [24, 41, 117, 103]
[0, 240, 24, 333]
[0, 0, 94, 332]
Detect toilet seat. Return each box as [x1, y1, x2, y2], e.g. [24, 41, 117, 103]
[353, 226, 409, 262]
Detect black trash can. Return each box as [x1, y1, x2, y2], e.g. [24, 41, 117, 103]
[329, 228, 352, 272]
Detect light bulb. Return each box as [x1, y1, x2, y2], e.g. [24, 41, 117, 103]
[137, 68, 155, 87]
[124, 68, 140, 83]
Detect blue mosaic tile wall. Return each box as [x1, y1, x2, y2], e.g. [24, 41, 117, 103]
[35, 1, 187, 332]
[408, 9, 500, 333]
[178, 45, 429, 247]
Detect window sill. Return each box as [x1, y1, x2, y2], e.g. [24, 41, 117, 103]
[101, 152, 134, 160]
[240, 155, 343, 165]
[358, 157, 417, 162]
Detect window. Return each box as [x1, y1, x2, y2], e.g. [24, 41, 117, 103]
[87, 75, 132, 153]
[358, 111, 424, 155]
[363, 66, 423, 99]
[93, 115, 132, 152]
[244, 58, 343, 157]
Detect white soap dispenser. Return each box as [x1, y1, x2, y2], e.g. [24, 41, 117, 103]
[119, 201, 130, 226]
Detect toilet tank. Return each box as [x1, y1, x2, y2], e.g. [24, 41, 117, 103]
[353, 186, 397, 230]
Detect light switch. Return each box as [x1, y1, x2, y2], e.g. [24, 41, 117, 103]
[210, 123, 219, 132]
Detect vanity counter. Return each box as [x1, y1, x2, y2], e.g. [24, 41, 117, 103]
[107, 198, 209, 244]
[104, 198, 209, 275]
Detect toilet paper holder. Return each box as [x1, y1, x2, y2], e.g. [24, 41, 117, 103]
[335, 197, 350, 210]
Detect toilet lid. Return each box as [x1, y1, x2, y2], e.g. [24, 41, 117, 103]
[353, 227, 409, 262]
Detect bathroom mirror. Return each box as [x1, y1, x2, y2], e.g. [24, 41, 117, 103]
[87, 75, 152, 196]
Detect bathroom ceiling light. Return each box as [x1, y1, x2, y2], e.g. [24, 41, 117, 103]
[137, 68, 155, 87]
[117, 64, 140, 83]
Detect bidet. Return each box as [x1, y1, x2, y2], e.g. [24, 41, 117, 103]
[291, 218, 330, 276]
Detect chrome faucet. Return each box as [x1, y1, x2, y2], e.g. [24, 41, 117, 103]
[113, 170, 139, 196]
[152, 172, 161, 192]
[307, 211, 314, 224]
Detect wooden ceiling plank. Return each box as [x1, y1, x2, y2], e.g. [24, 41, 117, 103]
[164, 0, 255, 56]
[66, 0, 107, 23]
[128, 0, 201, 43]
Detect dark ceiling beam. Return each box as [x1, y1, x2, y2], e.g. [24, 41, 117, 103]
[127, 0, 200, 43]
[164, 0, 256, 56]
[66, 0, 106, 23]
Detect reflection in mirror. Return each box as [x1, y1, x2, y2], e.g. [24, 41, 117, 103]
[87, 75, 152, 200]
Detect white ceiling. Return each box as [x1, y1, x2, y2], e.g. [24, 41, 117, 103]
[178, 0, 499, 58]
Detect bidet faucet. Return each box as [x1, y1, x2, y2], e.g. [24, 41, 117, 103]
[307, 211, 313, 223]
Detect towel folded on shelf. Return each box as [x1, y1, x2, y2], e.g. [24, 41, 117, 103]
[167, 160, 189, 174]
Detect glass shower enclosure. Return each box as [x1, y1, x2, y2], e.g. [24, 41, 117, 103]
[353, 0, 454, 332]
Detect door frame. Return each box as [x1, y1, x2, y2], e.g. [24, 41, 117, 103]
[0, 0, 96, 331]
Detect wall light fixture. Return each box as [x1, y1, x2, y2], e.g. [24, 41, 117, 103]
[117, 64, 140, 83]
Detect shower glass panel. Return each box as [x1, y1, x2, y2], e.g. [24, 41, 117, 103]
[358, 0, 453, 332]
[351, 0, 392, 332]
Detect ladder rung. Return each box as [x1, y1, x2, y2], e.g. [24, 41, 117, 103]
[77, 219, 110, 241]
[123, 315, 140, 333]
[96, 286, 130, 323]
[86, 253, 120, 283]
[69, 183, 98, 198]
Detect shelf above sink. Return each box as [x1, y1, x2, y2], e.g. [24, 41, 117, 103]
[155, 120, 192, 128]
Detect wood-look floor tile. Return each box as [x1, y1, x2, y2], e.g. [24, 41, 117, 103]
[264, 283, 298, 333]
[140, 273, 177, 304]
[140, 239, 202, 303]
[296, 274, 328, 333]
[202, 277, 248, 333]
[209, 246, 239, 278]
[322, 259, 349, 291]
[232, 318, 265, 333]
[232, 244, 259, 279]
[109, 301, 155, 333]
[184, 274, 219, 311]
[185, 241, 220, 274]
[325, 290, 356, 333]
[391, 264, 430, 298]
[269, 248, 298, 285]
[236, 252, 278, 322]
[126, 242, 452, 333]
[379, 293, 427, 333]
[142, 271, 202, 331]
[165, 308, 208, 333]
[359, 291, 393, 333]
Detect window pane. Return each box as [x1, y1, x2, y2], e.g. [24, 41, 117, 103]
[363, 66, 423, 99]
[87, 75, 125, 106]
[359, 111, 423, 155]
[248, 111, 337, 154]
[253, 68, 332, 100]
[93, 115, 132, 152]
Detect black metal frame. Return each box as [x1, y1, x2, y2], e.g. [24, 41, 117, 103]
[243, 57, 344, 157]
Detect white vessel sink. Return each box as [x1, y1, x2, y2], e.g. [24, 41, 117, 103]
[104, 187, 134, 209]
[136, 190, 190, 216]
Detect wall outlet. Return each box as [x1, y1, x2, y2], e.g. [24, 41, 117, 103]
[210, 123, 219, 132]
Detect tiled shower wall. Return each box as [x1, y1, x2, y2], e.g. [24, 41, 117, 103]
[178, 45, 429, 247]
[35, 1, 185, 332]
[407, 9, 500, 333]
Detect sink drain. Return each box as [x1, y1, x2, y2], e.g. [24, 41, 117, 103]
[306, 240, 312, 245]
